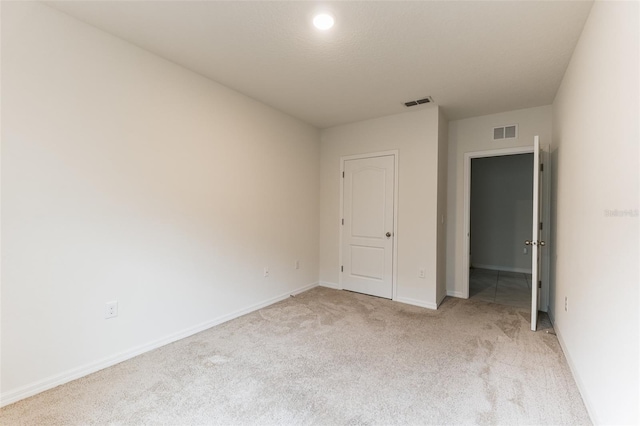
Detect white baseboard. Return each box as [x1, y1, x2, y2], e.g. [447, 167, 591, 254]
[553, 326, 597, 425]
[0, 281, 319, 408]
[447, 290, 466, 298]
[436, 291, 447, 307]
[291, 282, 319, 296]
[471, 263, 532, 274]
[319, 281, 340, 290]
[395, 296, 438, 310]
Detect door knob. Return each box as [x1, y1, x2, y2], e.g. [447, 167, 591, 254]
[539, 241, 546, 246]
[386, 232, 392, 238]
[524, 240, 532, 245]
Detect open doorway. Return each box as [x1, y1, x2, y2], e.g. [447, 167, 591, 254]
[462, 141, 550, 330]
[469, 153, 533, 310]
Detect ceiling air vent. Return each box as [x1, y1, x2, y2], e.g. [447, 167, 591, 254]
[404, 96, 433, 107]
[493, 124, 518, 140]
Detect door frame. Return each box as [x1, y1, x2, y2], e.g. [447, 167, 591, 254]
[462, 145, 550, 311]
[339, 150, 399, 300]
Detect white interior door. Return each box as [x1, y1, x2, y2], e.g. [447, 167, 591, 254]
[529, 136, 544, 331]
[342, 155, 394, 299]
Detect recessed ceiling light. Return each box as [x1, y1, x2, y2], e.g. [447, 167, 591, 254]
[313, 14, 334, 30]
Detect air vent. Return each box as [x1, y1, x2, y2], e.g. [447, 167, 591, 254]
[493, 124, 518, 140]
[404, 96, 433, 107]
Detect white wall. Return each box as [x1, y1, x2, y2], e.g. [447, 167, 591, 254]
[1, 2, 320, 405]
[446, 105, 552, 297]
[319, 107, 443, 308]
[470, 154, 533, 273]
[436, 111, 448, 303]
[551, 1, 639, 424]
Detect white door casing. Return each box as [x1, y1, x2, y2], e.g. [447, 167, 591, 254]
[529, 135, 543, 331]
[462, 146, 534, 299]
[461, 138, 548, 331]
[340, 154, 395, 299]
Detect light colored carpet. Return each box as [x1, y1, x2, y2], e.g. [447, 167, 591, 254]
[0, 287, 591, 425]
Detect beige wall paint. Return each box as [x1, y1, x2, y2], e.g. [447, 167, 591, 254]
[446, 105, 552, 297]
[551, 1, 639, 424]
[1, 2, 320, 403]
[319, 107, 442, 308]
[436, 110, 449, 303]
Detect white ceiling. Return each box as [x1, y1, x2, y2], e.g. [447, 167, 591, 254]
[48, 1, 593, 128]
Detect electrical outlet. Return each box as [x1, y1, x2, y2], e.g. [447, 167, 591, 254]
[418, 268, 426, 279]
[294, 260, 300, 270]
[264, 267, 269, 278]
[105, 301, 118, 319]
[564, 296, 568, 312]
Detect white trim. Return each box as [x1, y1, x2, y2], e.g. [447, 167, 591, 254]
[339, 150, 399, 301]
[290, 282, 319, 296]
[319, 281, 341, 290]
[0, 281, 319, 408]
[531, 136, 540, 331]
[471, 264, 532, 274]
[395, 296, 438, 310]
[447, 290, 466, 298]
[554, 327, 598, 424]
[462, 146, 534, 300]
[436, 290, 447, 307]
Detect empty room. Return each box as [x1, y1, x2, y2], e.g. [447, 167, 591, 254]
[1, 1, 638, 425]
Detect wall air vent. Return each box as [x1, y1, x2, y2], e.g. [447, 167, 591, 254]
[493, 124, 518, 140]
[404, 96, 433, 107]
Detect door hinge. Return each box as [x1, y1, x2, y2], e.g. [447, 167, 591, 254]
[538, 281, 542, 289]
[540, 222, 543, 231]
[341, 218, 344, 225]
[341, 265, 344, 272]
[540, 164, 544, 172]
[342, 171, 345, 178]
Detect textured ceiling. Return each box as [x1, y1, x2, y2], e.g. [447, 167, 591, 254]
[47, 1, 593, 128]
